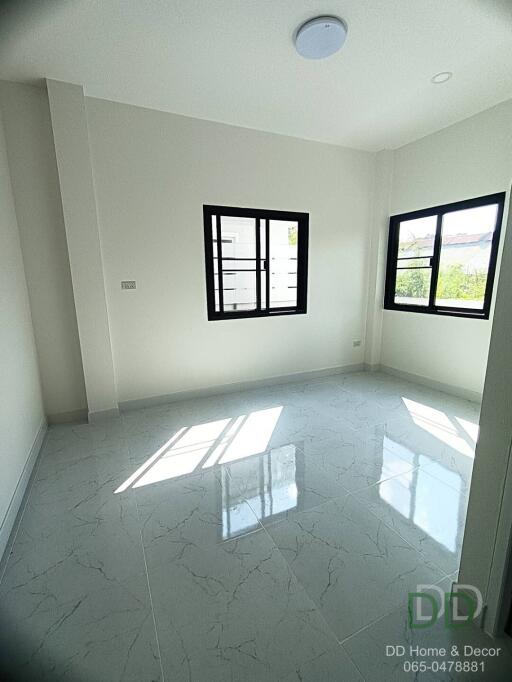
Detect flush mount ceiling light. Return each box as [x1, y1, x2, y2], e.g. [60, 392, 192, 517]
[431, 71, 453, 84]
[295, 16, 347, 59]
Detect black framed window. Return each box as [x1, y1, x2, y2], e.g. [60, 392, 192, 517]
[384, 192, 505, 319]
[203, 205, 308, 320]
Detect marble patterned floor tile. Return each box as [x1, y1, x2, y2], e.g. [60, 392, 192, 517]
[280, 644, 364, 681]
[354, 468, 468, 576]
[421, 452, 474, 495]
[24, 462, 137, 532]
[265, 404, 354, 449]
[343, 600, 512, 681]
[328, 371, 416, 404]
[362, 412, 476, 493]
[332, 372, 480, 423]
[121, 401, 186, 433]
[318, 390, 412, 431]
[265, 494, 444, 641]
[225, 443, 349, 525]
[0, 370, 481, 680]
[147, 528, 358, 681]
[0, 575, 162, 682]
[297, 429, 419, 494]
[0, 496, 146, 605]
[124, 401, 303, 481]
[43, 418, 129, 459]
[277, 377, 356, 409]
[35, 443, 133, 496]
[136, 466, 261, 565]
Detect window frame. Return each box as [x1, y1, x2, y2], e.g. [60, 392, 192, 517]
[203, 205, 309, 321]
[384, 192, 506, 320]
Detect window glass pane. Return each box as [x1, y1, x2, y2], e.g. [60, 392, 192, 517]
[260, 220, 266, 259]
[397, 216, 437, 260]
[435, 204, 499, 310]
[394, 268, 431, 306]
[211, 216, 217, 257]
[220, 216, 256, 258]
[260, 269, 267, 309]
[269, 220, 298, 308]
[220, 259, 257, 271]
[396, 258, 431, 269]
[223, 271, 257, 312]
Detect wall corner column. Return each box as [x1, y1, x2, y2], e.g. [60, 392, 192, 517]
[364, 149, 394, 369]
[46, 79, 118, 421]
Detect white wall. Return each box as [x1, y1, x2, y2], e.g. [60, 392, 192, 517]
[85, 98, 375, 403]
[0, 81, 87, 420]
[0, 107, 45, 558]
[379, 100, 512, 397]
[47, 80, 118, 420]
[3, 80, 507, 414]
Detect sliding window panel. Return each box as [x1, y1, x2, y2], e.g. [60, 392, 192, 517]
[397, 215, 436, 259]
[215, 216, 258, 312]
[394, 268, 432, 307]
[394, 215, 436, 306]
[210, 216, 221, 311]
[223, 270, 258, 312]
[268, 220, 298, 308]
[435, 203, 500, 311]
[219, 216, 256, 258]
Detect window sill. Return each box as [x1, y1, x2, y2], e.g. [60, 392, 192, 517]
[383, 304, 490, 320]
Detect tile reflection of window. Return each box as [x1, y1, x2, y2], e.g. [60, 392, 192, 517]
[221, 445, 299, 540]
[379, 438, 414, 518]
[414, 468, 459, 552]
[222, 469, 261, 540]
[379, 436, 460, 552]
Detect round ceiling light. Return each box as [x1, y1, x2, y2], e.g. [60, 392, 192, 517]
[431, 71, 453, 84]
[295, 16, 347, 60]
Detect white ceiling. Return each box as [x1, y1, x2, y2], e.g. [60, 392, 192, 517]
[1, 0, 511, 151]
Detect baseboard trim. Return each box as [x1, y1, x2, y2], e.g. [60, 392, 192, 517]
[119, 363, 365, 412]
[88, 407, 120, 424]
[0, 419, 47, 568]
[374, 364, 482, 403]
[47, 408, 88, 425]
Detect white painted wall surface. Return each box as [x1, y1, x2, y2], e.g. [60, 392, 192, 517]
[0, 107, 45, 556]
[381, 100, 512, 397]
[86, 98, 375, 403]
[364, 150, 393, 368]
[47, 80, 118, 418]
[0, 81, 87, 419]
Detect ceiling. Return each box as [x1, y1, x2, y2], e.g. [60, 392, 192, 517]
[1, 0, 511, 151]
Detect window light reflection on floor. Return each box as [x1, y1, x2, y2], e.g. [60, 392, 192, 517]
[402, 397, 476, 458]
[379, 436, 461, 552]
[114, 406, 283, 492]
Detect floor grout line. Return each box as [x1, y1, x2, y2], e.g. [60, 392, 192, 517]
[127, 411, 167, 682]
[346, 486, 458, 580]
[134, 492, 167, 682]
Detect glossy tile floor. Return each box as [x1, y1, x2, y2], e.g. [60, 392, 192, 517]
[1, 371, 511, 681]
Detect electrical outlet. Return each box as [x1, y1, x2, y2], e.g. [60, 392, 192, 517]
[121, 280, 136, 290]
[353, 339, 362, 347]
